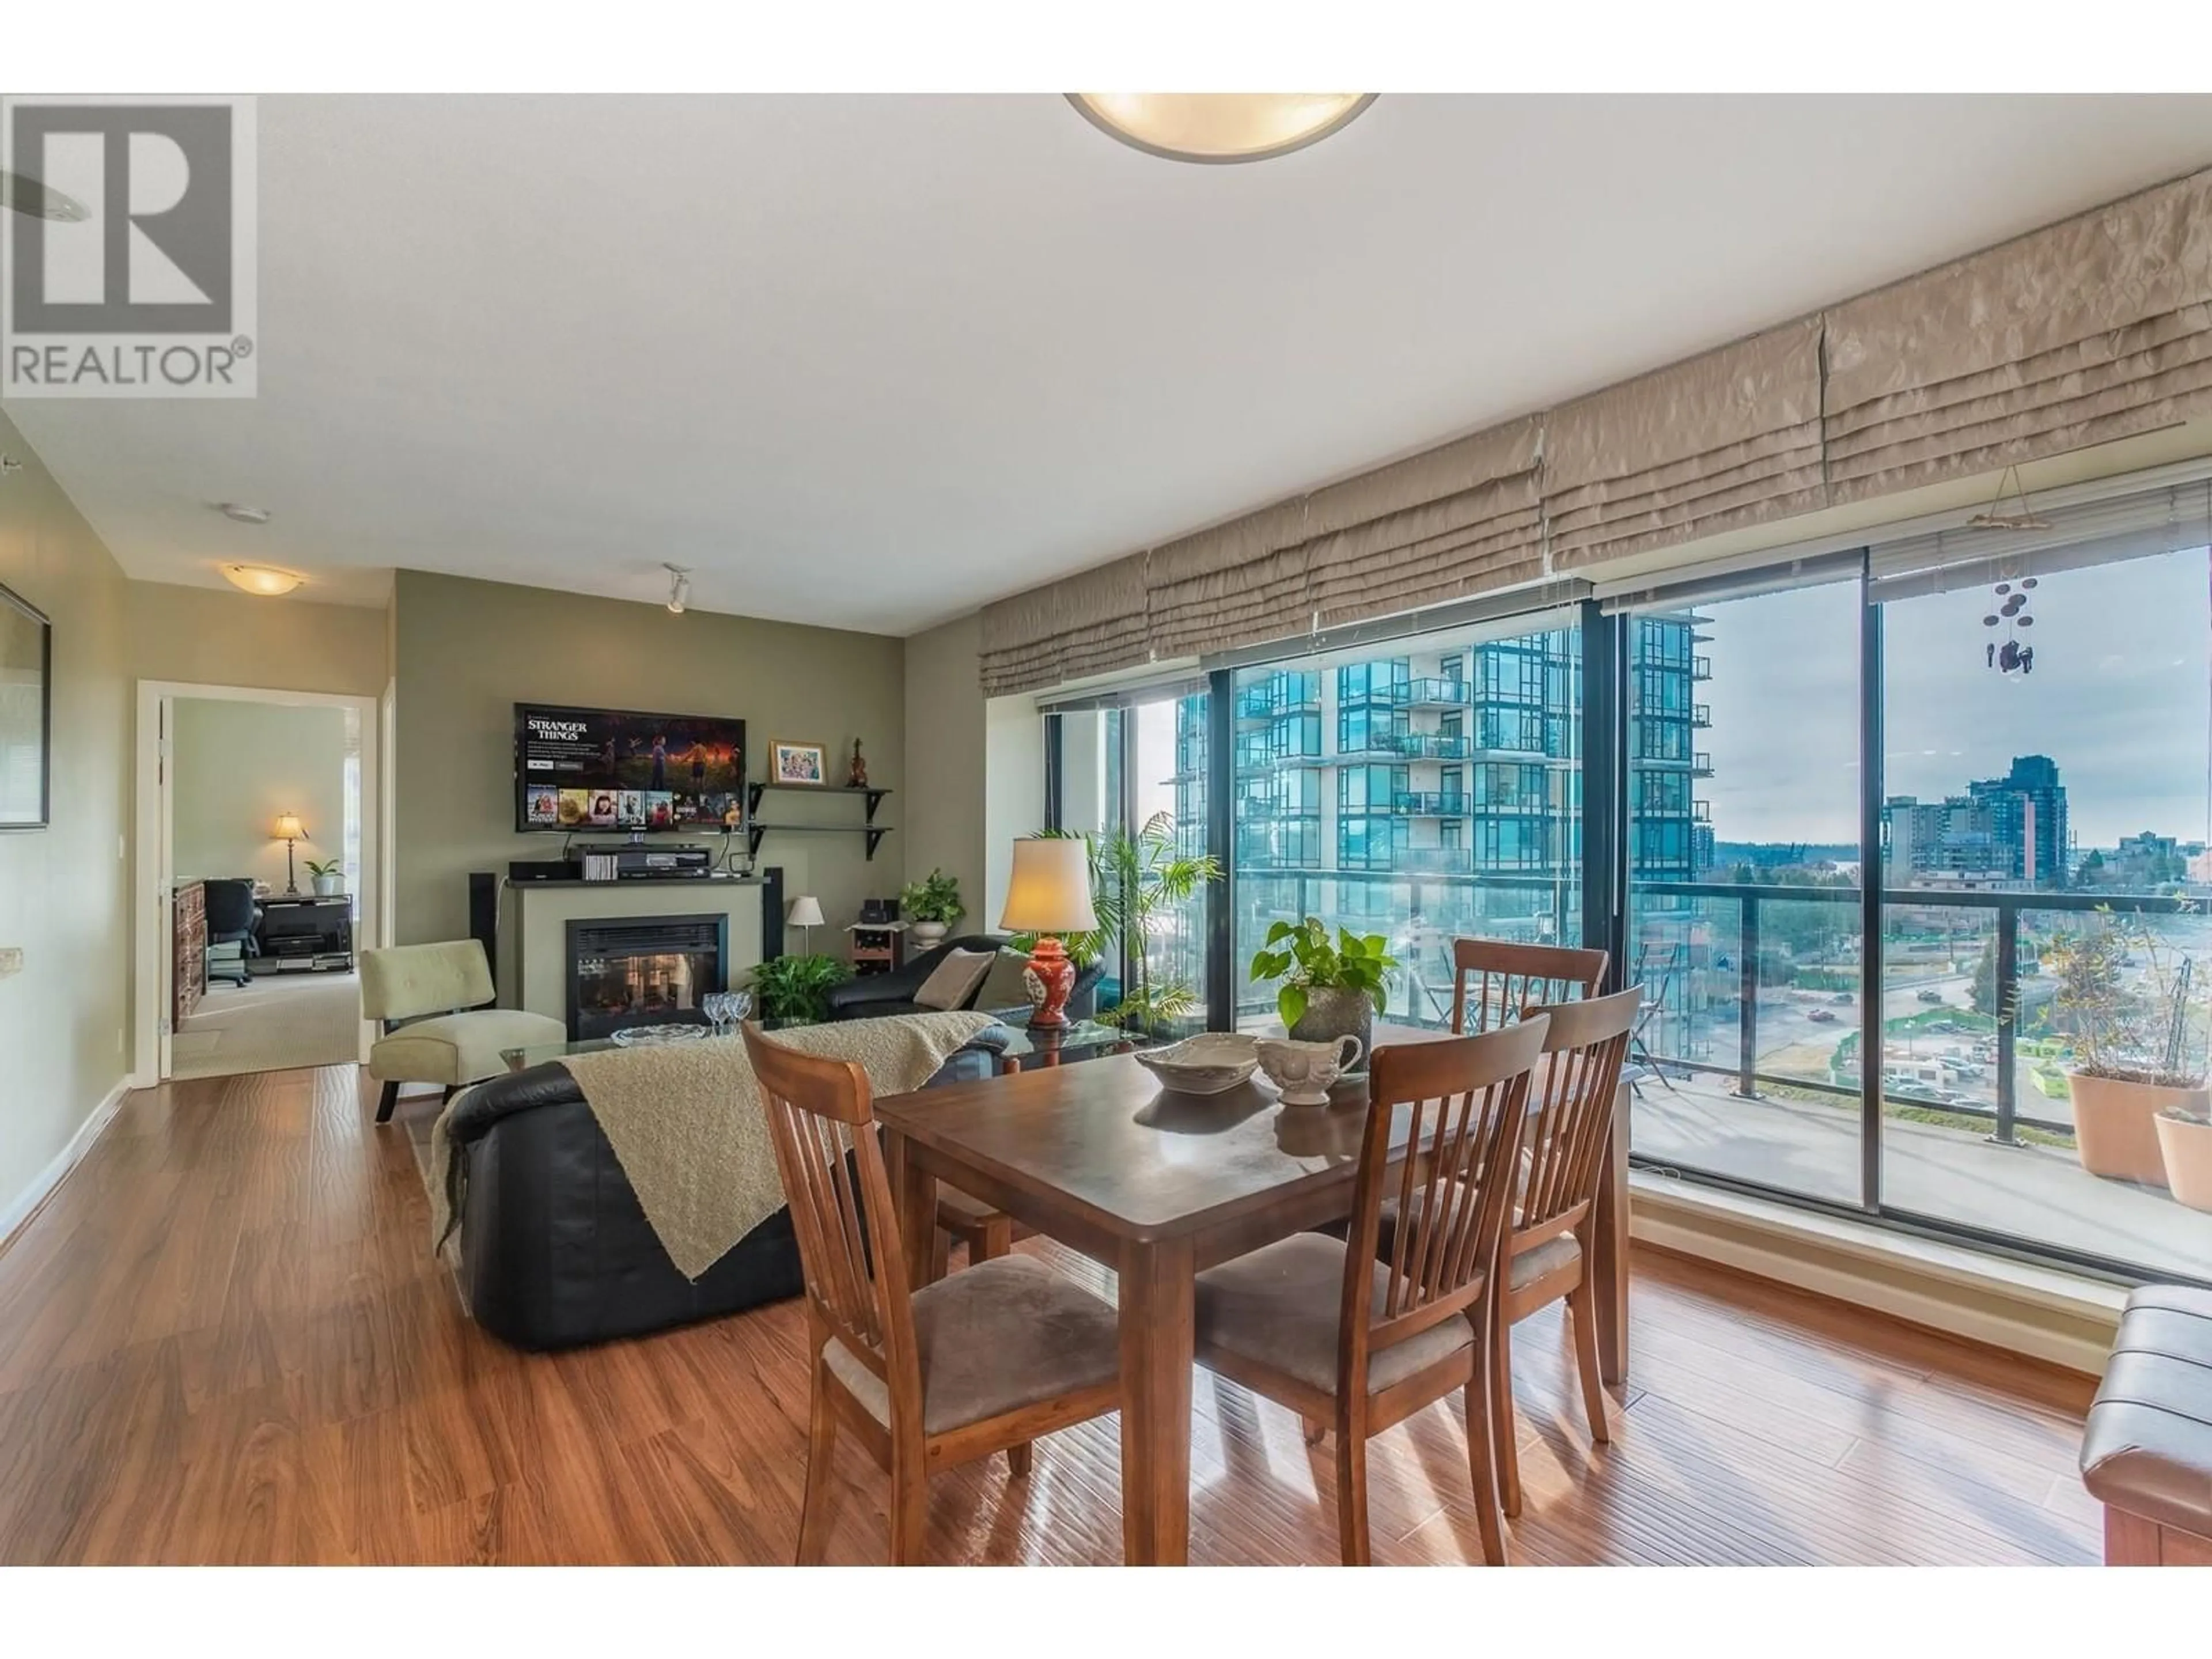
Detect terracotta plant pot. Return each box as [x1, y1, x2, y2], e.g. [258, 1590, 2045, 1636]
[2069, 1070, 2205, 1188]
[2154, 1109, 2212, 1213]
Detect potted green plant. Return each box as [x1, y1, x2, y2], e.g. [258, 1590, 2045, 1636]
[2045, 916, 2209, 1188]
[1014, 815, 1221, 1033]
[304, 857, 345, 898]
[1248, 917, 1399, 1058]
[898, 868, 963, 950]
[747, 952, 854, 1024]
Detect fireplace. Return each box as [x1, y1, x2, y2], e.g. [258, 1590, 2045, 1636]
[565, 914, 728, 1041]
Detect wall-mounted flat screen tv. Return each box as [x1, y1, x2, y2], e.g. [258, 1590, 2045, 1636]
[514, 703, 746, 834]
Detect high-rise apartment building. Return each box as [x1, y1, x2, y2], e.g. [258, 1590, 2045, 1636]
[1880, 753, 2071, 888]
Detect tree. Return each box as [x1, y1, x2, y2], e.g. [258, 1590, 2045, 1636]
[1970, 933, 2004, 1017]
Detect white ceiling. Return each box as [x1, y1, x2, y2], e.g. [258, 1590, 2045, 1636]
[14, 94, 2212, 635]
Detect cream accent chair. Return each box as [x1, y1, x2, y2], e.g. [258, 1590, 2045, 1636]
[362, 940, 566, 1123]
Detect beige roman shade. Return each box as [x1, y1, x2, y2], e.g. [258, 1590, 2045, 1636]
[1300, 417, 1544, 627]
[1143, 499, 1313, 663]
[979, 556, 1147, 696]
[1546, 318, 1827, 570]
[1826, 170, 2212, 503]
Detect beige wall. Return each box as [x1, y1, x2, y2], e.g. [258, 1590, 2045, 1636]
[172, 698, 350, 891]
[0, 410, 132, 1230]
[126, 581, 389, 699]
[392, 569, 905, 949]
[900, 612, 988, 933]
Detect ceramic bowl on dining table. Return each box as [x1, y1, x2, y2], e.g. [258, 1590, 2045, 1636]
[1131, 1032, 1261, 1096]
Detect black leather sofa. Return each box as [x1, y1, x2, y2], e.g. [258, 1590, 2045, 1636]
[823, 933, 1104, 1022]
[441, 1024, 1009, 1351]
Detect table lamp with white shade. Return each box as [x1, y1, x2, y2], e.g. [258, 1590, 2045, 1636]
[271, 812, 308, 894]
[786, 895, 825, 953]
[998, 836, 1099, 1028]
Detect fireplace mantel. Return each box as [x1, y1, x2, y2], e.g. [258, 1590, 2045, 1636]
[499, 872, 778, 1028]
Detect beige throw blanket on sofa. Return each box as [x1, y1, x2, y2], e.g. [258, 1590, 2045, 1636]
[431, 1010, 997, 1282]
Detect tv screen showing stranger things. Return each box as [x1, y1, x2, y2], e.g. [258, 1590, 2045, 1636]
[514, 704, 745, 833]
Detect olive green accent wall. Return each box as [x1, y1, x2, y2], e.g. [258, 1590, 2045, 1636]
[391, 569, 905, 949]
[900, 611, 988, 936]
[0, 409, 132, 1232]
[126, 581, 390, 698]
[171, 698, 350, 892]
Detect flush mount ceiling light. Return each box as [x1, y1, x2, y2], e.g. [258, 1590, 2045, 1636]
[0, 169, 88, 222]
[216, 501, 273, 525]
[1066, 93, 1376, 164]
[221, 563, 303, 597]
[664, 563, 692, 615]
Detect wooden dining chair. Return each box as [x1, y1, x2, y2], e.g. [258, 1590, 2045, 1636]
[1192, 1017, 1548, 1565]
[1486, 985, 1641, 1518]
[742, 1023, 1124, 1565]
[1450, 937, 1608, 1035]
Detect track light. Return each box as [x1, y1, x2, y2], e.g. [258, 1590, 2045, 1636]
[664, 563, 691, 615]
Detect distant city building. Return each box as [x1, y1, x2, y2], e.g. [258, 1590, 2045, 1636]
[2083, 830, 2195, 889]
[1880, 754, 2071, 889]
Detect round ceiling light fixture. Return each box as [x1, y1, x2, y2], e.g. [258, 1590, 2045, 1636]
[221, 563, 304, 597]
[1066, 93, 1376, 164]
[0, 169, 89, 222]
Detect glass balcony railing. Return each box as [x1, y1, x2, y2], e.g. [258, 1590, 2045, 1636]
[1392, 677, 1473, 708]
[1397, 847, 1475, 874]
[1385, 733, 1469, 760]
[1391, 790, 1473, 815]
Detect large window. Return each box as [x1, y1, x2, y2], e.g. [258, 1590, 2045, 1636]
[1626, 582, 1865, 1209]
[1232, 613, 1582, 1032]
[1876, 530, 2212, 1281]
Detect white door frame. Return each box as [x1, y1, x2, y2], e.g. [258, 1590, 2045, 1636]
[131, 680, 385, 1087]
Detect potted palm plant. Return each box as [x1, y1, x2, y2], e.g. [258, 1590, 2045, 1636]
[1248, 917, 1399, 1058]
[897, 868, 963, 950]
[2046, 916, 2209, 1188]
[1016, 813, 1219, 1034]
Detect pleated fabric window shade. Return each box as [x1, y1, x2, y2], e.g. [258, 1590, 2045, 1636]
[1546, 318, 1827, 571]
[979, 556, 1147, 696]
[1143, 498, 1313, 664]
[1826, 171, 2212, 503]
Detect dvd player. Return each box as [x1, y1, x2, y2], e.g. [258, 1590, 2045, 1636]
[577, 842, 716, 879]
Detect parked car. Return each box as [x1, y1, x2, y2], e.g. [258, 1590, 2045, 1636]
[1916, 988, 1945, 1005]
[1831, 992, 1854, 1005]
[1807, 1007, 1838, 1024]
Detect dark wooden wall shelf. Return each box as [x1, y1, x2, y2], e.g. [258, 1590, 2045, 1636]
[743, 783, 893, 861]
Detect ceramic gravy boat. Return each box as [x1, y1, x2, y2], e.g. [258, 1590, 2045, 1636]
[1256, 1033, 1365, 1107]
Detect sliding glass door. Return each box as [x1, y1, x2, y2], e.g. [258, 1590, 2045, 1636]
[1623, 577, 1868, 1208]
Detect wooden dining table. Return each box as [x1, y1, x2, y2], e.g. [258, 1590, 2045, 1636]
[874, 1021, 1631, 1566]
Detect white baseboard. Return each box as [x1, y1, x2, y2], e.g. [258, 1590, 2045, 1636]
[1630, 1173, 2128, 1376]
[0, 1077, 132, 1252]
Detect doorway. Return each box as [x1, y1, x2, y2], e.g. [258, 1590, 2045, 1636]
[132, 682, 384, 1085]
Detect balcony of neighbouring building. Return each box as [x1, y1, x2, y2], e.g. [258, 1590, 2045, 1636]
[1391, 790, 1474, 816]
[1392, 677, 1474, 709]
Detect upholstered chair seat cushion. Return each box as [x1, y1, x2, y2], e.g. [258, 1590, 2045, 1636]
[1195, 1233, 1475, 1397]
[824, 1255, 1119, 1434]
[369, 1008, 568, 1086]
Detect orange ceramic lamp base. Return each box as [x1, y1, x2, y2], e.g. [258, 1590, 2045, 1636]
[1027, 936, 1077, 1027]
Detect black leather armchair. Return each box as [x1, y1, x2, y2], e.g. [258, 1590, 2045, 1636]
[441, 1023, 1009, 1350]
[824, 934, 1104, 1022]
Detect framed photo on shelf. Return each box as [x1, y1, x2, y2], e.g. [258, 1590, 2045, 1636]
[770, 739, 828, 786]
[0, 580, 52, 830]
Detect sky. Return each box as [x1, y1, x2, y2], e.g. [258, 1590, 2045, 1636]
[1698, 547, 2212, 849]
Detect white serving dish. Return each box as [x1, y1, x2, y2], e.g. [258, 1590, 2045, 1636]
[1132, 1032, 1262, 1096]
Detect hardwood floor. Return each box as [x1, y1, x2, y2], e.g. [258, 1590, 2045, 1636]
[0, 1062, 2104, 1566]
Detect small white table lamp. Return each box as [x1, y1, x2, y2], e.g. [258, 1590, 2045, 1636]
[998, 837, 1099, 1027]
[787, 895, 826, 954]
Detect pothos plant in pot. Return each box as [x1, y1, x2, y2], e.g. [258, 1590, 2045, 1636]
[2044, 913, 2210, 1195]
[1248, 917, 1399, 1061]
[747, 952, 854, 1024]
[897, 868, 963, 950]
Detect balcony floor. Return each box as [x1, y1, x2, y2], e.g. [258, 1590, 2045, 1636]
[1631, 1067, 2211, 1281]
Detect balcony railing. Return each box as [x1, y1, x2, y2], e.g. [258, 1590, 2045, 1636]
[1397, 847, 1474, 874]
[1630, 880, 2196, 1149]
[1380, 733, 1467, 760]
[1392, 677, 1472, 708]
[1692, 654, 1713, 680]
[1692, 703, 1712, 728]
[1391, 790, 1472, 816]
[1692, 752, 1713, 776]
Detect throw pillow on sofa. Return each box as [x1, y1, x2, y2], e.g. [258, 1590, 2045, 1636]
[913, 947, 997, 1011]
[975, 947, 1036, 1012]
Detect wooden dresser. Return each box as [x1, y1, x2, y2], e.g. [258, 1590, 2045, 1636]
[173, 880, 207, 1024]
